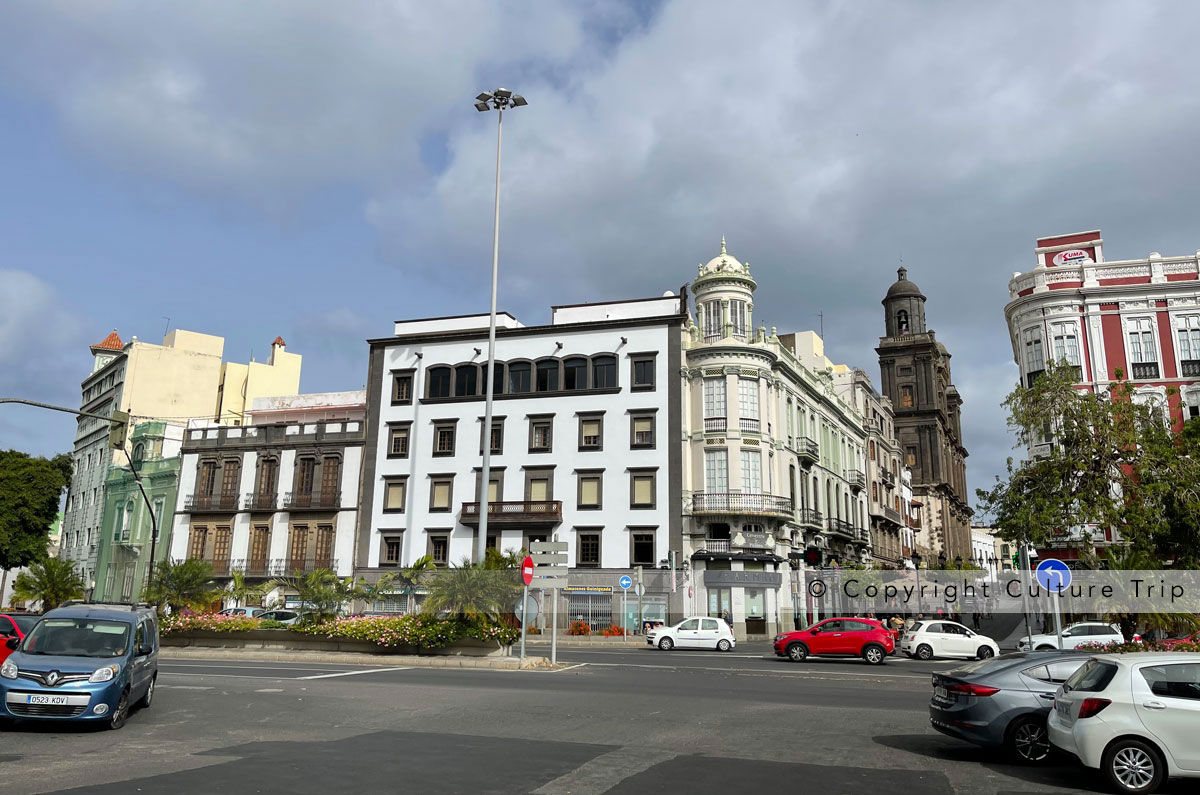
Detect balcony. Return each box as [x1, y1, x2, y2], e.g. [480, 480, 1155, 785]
[906, 515, 921, 530]
[1130, 361, 1160, 380]
[1183, 360, 1200, 378]
[796, 508, 823, 529]
[881, 469, 896, 488]
[699, 538, 731, 553]
[231, 559, 273, 577]
[243, 493, 277, 512]
[796, 437, 819, 463]
[691, 492, 793, 520]
[461, 500, 563, 525]
[284, 491, 341, 511]
[825, 518, 855, 538]
[271, 557, 338, 575]
[1025, 369, 1045, 388]
[849, 470, 866, 491]
[183, 493, 240, 512]
[884, 507, 903, 526]
[739, 417, 760, 434]
[704, 417, 727, 433]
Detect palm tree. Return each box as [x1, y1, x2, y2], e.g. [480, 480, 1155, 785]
[266, 569, 363, 623]
[143, 558, 219, 613]
[396, 555, 435, 613]
[1087, 546, 1200, 642]
[359, 572, 398, 610]
[422, 558, 519, 622]
[11, 558, 85, 613]
[227, 570, 266, 608]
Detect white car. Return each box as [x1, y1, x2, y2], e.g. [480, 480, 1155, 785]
[1048, 653, 1200, 794]
[900, 619, 1000, 660]
[1017, 621, 1132, 651]
[646, 616, 736, 652]
[217, 606, 267, 618]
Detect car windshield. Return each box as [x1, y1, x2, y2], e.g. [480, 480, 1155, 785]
[20, 617, 131, 658]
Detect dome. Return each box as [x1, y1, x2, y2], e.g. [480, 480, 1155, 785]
[698, 236, 751, 278]
[885, 266, 925, 299]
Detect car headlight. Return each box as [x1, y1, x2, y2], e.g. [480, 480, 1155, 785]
[0, 659, 17, 679]
[89, 665, 119, 683]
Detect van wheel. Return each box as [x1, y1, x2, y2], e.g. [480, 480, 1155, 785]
[862, 644, 886, 665]
[716, 639, 732, 652]
[137, 675, 156, 709]
[916, 644, 934, 661]
[1103, 739, 1164, 794]
[1007, 716, 1051, 763]
[786, 643, 808, 662]
[108, 690, 130, 730]
[658, 637, 674, 651]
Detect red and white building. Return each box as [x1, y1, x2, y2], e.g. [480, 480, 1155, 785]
[1005, 229, 1200, 555]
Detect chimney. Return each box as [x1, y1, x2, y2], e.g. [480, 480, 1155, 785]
[269, 336, 286, 366]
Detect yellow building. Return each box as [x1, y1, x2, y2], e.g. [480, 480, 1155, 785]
[216, 336, 303, 425]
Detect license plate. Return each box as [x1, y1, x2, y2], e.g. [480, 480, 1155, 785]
[934, 686, 950, 701]
[27, 694, 69, 705]
[1056, 700, 1069, 717]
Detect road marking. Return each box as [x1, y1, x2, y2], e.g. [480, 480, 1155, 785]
[296, 667, 411, 680]
[162, 672, 296, 680]
[551, 663, 589, 672]
[577, 661, 930, 679]
[161, 663, 355, 673]
[157, 685, 214, 690]
[533, 746, 678, 795]
[255, 688, 285, 693]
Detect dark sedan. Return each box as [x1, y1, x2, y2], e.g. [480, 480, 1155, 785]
[929, 651, 1094, 763]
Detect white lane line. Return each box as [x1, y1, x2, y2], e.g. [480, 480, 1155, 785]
[157, 685, 214, 690]
[255, 688, 285, 693]
[578, 661, 929, 679]
[161, 672, 296, 680]
[296, 667, 411, 680]
[551, 663, 589, 672]
[533, 746, 678, 795]
[160, 663, 353, 673]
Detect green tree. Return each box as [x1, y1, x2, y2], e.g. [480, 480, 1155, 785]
[227, 570, 267, 608]
[422, 558, 519, 622]
[266, 569, 362, 623]
[0, 450, 72, 571]
[11, 558, 85, 612]
[1081, 546, 1200, 642]
[144, 558, 219, 613]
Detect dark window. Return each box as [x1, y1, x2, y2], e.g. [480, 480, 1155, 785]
[508, 363, 531, 394]
[578, 533, 601, 568]
[455, 366, 478, 397]
[563, 358, 588, 390]
[897, 310, 909, 332]
[536, 360, 559, 392]
[632, 356, 655, 390]
[592, 355, 617, 389]
[383, 539, 402, 564]
[429, 535, 449, 566]
[427, 366, 451, 398]
[530, 419, 553, 452]
[433, 422, 456, 456]
[392, 373, 413, 404]
[1065, 659, 1119, 693]
[295, 458, 315, 496]
[1140, 664, 1200, 701]
[481, 363, 505, 396]
[198, 461, 217, 496]
[631, 532, 655, 566]
[388, 425, 410, 458]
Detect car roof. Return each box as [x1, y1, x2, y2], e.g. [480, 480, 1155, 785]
[1094, 652, 1200, 664]
[42, 605, 152, 623]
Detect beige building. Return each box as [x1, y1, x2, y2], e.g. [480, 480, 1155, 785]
[59, 329, 302, 583]
[216, 337, 304, 424]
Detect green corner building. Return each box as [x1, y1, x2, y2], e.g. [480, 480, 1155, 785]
[94, 422, 182, 602]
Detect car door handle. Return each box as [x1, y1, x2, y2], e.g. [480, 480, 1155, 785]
[1142, 701, 1167, 710]
[1038, 693, 1056, 700]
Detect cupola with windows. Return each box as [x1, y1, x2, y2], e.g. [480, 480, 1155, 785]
[882, 266, 927, 337]
[692, 237, 756, 343]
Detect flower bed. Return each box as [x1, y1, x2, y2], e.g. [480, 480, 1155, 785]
[1077, 639, 1200, 653]
[160, 612, 264, 634]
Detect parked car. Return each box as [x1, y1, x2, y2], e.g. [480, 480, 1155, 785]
[1017, 622, 1134, 651]
[0, 604, 158, 730]
[217, 606, 267, 618]
[774, 617, 895, 665]
[1158, 631, 1200, 650]
[257, 609, 304, 625]
[929, 650, 1093, 762]
[0, 614, 39, 665]
[902, 620, 1001, 661]
[1048, 653, 1200, 794]
[646, 617, 736, 651]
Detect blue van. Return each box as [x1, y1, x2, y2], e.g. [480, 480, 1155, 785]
[0, 604, 158, 729]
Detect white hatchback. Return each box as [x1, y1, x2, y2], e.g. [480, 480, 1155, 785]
[1018, 621, 1131, 651]
[900, 620, 1000, 660]
[646, 616, 736, 652]
[1048, 653, 1200, 794]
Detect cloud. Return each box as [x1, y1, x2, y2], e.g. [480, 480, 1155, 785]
[5, 1, 1200, 497]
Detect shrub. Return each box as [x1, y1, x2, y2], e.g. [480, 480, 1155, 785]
[160, 612, 262, 634]
[295, 614, 520, 649]
[601, 624, 627, 637]
[1078, 639, 1200, 653]
[568, 620, 592, 636]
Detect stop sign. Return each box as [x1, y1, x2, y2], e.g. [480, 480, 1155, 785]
[521, 555, 534, 586]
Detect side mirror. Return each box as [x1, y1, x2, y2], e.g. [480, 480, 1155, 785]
[5, 637, 19, 650]
[139, 644, 154, 656]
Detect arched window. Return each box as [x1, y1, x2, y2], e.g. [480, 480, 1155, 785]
[872, 482, 878, 502]
[427, 366, 451, 398]
[536, 360, 559, 392]
[868, 440, 875, 458]
[123, 500, 135, 540]
[508, 362, 531, 393]
[481, 363, 505, 396]
[132, 442, 145, 463]
[788, 465, 797, 505]
[592, 355, 617, 389]
[897, 309, 909, 332]
[563, 357, 588, 390]
[454, 365, 478, 397]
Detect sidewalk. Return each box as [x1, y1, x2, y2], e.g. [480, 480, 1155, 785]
[160, 647, 550, 670]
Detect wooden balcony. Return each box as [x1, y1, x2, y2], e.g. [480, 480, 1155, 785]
[460, 500, 562, 526]
[691, 492, 793, 520]
[243, 493, 277, 512]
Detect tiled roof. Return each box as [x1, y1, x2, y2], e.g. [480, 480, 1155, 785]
[272, 336, 286, 346]
[92, 329, 124, 351]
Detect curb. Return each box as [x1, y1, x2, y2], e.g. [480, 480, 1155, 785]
[159, 647, 550, 670]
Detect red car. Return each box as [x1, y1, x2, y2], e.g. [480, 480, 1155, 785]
[1159, 631, 1200, 649]
[0, 613, 39, 664]
[774, 617, 895, 665]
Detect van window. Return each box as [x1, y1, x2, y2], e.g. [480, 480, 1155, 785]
[133, 622, 146, 652]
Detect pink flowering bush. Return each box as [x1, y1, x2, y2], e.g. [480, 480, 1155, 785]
[295, 614, 520, 649]
[160, 612, 263, 634]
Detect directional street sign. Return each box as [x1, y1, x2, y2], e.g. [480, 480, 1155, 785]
[619, 575, 633, 590]
[531, 553, 568, 565]
[1036, 558, 1072, 592]
[530, 541, 568, 553]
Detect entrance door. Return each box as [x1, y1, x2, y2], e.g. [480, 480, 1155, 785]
[314, 525, 334, 570]
[708, 588, 733, 627]
[674, 618, 701, 648]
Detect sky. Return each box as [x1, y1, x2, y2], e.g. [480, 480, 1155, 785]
[3, 1, 1200, 510]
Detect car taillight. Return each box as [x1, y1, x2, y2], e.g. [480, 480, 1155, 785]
[946, 683, 1000, 697]
[1077, 698, 1111, 719]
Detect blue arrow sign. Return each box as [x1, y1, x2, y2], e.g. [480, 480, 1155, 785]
[1036, 558, 1072, 592]
[619, 575, 633, 590]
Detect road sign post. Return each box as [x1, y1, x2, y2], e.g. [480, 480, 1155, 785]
[636, 566, 643, 635]
[530, 540, 568, 665]
[1036, 558, 1072, 649]
[619, 574, 633, 644]
[519, 555, 534, 661]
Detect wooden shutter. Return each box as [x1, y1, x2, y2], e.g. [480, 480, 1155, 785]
[529, 478, 549, 501]
[432, 481, 451, 509]
[580, 477, 599, 506]
[633, 476, 653, 505]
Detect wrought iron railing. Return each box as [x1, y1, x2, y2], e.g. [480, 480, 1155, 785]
[184, 493, 240, 512]
[691, 492, 793, 518]
[461, 501, 562, 524]
[825, 518, 855, 537]
[243, 493, 277, 511]
[849, 470, 866, 489]
[796, 437, 819, 461]
[284, 491, 341, 510]
[796, 508, 823, 527]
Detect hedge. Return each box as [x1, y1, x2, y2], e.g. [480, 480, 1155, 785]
[1077, 639, 1200, 654]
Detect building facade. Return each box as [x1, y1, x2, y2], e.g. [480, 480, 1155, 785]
[876, 268, 972, 562]
[680, 241, 870, 639]
[169, 392, 365, 588]
[1004, 229, 1200, 558]
[59, 330, 302, 585]
[94, 422, 182, 603]
[356, 299, 683, 630]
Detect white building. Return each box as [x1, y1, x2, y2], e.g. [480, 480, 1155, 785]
[680, 240, 870, 639]
[168, 391, 365, 591]
[355, 298, 683, 628]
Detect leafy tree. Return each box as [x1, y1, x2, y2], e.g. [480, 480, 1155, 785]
[267, 569, 362, 623]
[422, 558, 519, 622]
[390, 555, 435, 613]
[11, 558, 85, 612]
[1081, 546, 1200, 642]
[144, 558, 219, 613]
[0, 450, 72, 571]
[227, 570, 267, 608]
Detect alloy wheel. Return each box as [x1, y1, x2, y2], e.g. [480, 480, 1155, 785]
[864, 646, 884, 664]
[787, 644, 807, 662]
[917, 644, 933, 660]
[108, 692, 129, 731]
[1112, 747, 1155, 791]
[1012, 722, 1050, 762]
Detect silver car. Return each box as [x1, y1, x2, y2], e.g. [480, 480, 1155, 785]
[929, 651, 1093, 763]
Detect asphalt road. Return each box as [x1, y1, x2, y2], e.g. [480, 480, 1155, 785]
[2, 649, 1189, 795]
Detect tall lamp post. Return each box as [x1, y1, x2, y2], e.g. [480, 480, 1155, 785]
[473, 88, 527, 564]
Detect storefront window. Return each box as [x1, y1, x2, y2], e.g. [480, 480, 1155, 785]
[745, 588, 765, 619]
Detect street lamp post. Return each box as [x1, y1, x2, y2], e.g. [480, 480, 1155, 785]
[473, 88, 527, 564]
